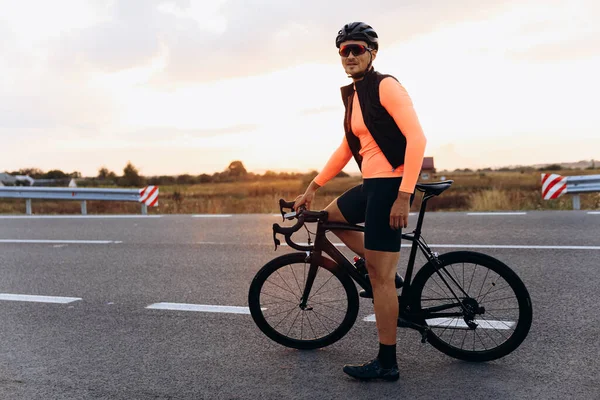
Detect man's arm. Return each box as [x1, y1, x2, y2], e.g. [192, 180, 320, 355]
[294, 136, 352, 211]
[313, 136, 353, 187]
[379, 77, 427, 195]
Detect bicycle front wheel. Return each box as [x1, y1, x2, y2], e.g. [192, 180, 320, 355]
[410, 251, 532, 362]
[248, 252, 359, 350]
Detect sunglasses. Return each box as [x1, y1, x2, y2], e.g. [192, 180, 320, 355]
[339, 44, 371, 57]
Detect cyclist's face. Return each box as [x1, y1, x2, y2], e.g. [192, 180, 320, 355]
[339, 40, 377, 77]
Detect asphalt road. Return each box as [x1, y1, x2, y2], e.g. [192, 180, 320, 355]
[0, 211, 598, 399]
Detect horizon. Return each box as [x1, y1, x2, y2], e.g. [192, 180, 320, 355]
[1, 1, 599, 177]
[4, 157, 598, 179]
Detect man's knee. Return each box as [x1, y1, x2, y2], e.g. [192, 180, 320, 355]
[365, 250, 400, 285]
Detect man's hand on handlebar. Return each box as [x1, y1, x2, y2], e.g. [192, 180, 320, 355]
[294, 180, 321, 212]
[294, 190, 315, 212]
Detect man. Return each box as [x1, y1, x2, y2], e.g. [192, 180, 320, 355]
[294, 22, 427, 381]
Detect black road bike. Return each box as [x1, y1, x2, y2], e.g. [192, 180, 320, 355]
[248, 181, 532, 361]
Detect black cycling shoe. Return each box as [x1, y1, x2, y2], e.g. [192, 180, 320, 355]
[343, 358, 400, 381]
[359, 274, 404, 298]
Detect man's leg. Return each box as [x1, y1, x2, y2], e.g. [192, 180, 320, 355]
[364, 249, 401, 345]
[342, 177, 402, 381]
[323, 198, 365, 257]
[342, 248, 401, 381]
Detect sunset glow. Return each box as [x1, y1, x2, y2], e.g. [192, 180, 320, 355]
[1, 0, 598, 176]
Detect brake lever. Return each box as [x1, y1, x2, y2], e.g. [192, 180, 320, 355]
[273, 230, 281, 251]
[279, 199, 297, 221]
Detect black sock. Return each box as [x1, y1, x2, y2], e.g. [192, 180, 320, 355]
[377, 343, 397, 369]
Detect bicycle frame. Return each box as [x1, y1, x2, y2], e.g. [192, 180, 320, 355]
[298, 191, 471, 329]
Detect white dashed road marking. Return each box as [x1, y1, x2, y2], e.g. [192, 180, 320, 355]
[363, 314, 516, 329]
[146, 303, 252, 314]
[0, 215, 162, 219]
[0, 240, 122, 244]
[192, 215, 233, 218]
[0, 293, 82, 304]
[426, 317, 516, 330]
[467, 212, 527, 216]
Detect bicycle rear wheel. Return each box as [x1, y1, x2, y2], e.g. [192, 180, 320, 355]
[248, 252, 359, 350]
[410, 251, 532, 362]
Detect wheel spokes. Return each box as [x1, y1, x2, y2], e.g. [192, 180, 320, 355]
[421, 261, 522, 353]
[260, 263, 349, 342]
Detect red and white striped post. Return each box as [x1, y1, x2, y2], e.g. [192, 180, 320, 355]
[541, 174, 567, 201]
[139, 186, 159, 214]
[541, 173, 584, 209]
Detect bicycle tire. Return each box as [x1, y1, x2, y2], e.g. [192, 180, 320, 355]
[248, 252, 359, 350]
[409, 251, 532, 362]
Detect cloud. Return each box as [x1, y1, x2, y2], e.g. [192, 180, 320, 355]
[122, 124, 261, 140]
[150, 0, 528, 86]
[0, 68, 117, 134]
[301, 105, 341, 116]
[8, 1, 600, 87]
[43, 0, 532, 87]
[2, 0, 599, 177]
[508, 35, 600, 62]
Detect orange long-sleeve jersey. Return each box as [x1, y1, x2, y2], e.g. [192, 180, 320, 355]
[314, 78, 427, 194]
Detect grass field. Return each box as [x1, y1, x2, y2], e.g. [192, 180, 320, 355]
[2, 170, 599, 215]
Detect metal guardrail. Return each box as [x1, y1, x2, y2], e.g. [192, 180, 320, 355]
[0, 186, 158, 215]
[567, 175, 600, 210]
[542, 173, 600, 210]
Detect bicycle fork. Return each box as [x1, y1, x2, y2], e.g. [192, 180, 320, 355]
[298, 252, 318, 310]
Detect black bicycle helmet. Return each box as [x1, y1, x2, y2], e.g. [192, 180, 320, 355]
[335, 22, 379, 50]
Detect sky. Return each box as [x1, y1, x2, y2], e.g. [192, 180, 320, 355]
[1, 0, 599, 177]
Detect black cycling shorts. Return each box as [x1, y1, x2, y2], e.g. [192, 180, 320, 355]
[336, 178, 414, 253]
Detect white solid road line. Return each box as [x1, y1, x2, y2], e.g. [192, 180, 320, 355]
[194, 241, 600, 250]
[281, 242, 600, 250]
[146, 303, 252, 314]
[192, 215, 233, 218]
[423, 244, 600, 250]
[467, 212, 527, 216]
[363, 314, 516, 329]
[272, 213, 417, 217]
[0, 293, 82, 304]
[0, 215, 162, 219]
[29, 211, 589, 217]
[0, 239, 122, 244]
[280, 243, 348, 248]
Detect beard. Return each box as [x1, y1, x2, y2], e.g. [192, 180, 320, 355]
[348, 65, 372, 79]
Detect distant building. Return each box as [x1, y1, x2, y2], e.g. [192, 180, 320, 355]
[420, 157, 435, 180]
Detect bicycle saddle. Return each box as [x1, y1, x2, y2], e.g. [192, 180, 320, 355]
[415, 180, 454, 196]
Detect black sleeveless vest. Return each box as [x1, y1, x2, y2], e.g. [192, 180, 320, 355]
[341, 68, 407, 171]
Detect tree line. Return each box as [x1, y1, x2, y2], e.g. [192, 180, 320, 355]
[8, 161, 348, 187]
[9, 159, 594, 188]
